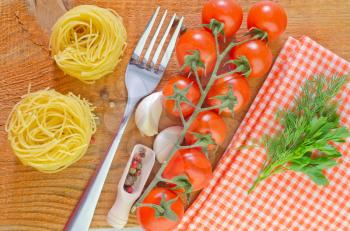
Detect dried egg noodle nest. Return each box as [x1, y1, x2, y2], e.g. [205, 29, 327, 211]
[50, 5, 127, 83]
[6, 89, 97, 173]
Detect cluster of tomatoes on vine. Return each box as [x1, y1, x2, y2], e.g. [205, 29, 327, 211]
[164, 0, 287, 151]
[136, 1, 287, 231]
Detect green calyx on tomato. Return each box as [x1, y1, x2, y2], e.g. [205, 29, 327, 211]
[161, 175, 193, 194]
[225, 55, 252, 78]
[162, 76, 200, 118]
[166, 83, 195, 108]
[247, 1, 287, 42]
[136, 187, 184, 231]
[206, 74, 251, 116]
[202, 19, 225, 37]
[247, 28, 269, 42]
[180, 50, 204, 73]
[229, 39, 273, 78]
[185, 111, 227, 150]
[190, 132, 216, 149]
[212, 85, 237, 115]
[202, 0, 243, 38]
[176, 28, 217, 76]
[153, 194, 179, 221]
[139, 194, 179, 221]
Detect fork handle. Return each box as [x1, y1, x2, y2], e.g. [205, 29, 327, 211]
[64, 97, 140, 231]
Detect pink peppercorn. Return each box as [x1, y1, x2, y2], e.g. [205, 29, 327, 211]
[124, 185, 133, 193]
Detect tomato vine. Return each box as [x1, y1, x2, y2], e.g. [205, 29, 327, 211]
[134, 19, 253, 214]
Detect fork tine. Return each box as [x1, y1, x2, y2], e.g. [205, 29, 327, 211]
[159, 17, 184, 71]
[143, 10, 168, 65]
[132, 7, 160, 60]
[151, 13, 176, 68]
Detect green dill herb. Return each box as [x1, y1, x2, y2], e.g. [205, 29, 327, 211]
[248, 74, 350, 193]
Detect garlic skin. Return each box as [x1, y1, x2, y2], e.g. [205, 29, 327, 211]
[153, 126, 182, 163]
[135, 92, 163, 136]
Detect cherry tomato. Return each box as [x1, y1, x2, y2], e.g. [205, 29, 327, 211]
[176, 28, 217, 76]
[163, 148, 213, 192]
[247, 1, 287, 42]
[202, 0, 243, 38]
[185, 111, 227, 150]
[136, 187, 184, 231]
[229, 39, 273, 78]
[162, 76, 200, 118]
[206, 74, 250, 116]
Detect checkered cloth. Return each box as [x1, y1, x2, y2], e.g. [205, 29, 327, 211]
[175, 36, 350, 231]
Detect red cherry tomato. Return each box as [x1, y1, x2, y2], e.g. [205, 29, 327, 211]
[202, 0, 243, 38]
[163, 148, 213, 192]
[136, 187, 184, 231]
[206, 74, 250, 116]
[162, 76, 201, 118]
[176, 28, 217, 76]
[229, 39, 273, 78]
[185, 111, 227, 150]
[247, 1, 287, 42]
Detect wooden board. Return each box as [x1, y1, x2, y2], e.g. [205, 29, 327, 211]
[1, 0, 350, 230]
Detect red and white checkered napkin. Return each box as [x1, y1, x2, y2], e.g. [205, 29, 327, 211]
[176, 36, 350, 231]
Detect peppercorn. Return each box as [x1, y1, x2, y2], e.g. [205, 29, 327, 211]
[131, 160, 138, 169]
[124, 185, 133, 193]
[125, 174, 135, 186]
[139, 151, 145, 158]
[129, 168, 137, 175]
[134, 154, 142, 162]
[139, 147, 146, 157]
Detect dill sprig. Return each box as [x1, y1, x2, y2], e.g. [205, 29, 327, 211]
[248, 74, 350, 193]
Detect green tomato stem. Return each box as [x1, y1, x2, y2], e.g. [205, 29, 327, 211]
[158, 176, 175, 184]
[176, 101, 187, 125]
[177, 144, 203, 149]
[214, 31, 220, 59]
[215, 69, 239, 79]
[193, 65, 204, 94]
[136, 203, 165, 214]
[200, 105, 221, 112]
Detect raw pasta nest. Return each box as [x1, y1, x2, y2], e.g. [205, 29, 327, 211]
[6, 89, 97, 173]
[50, 5, 127, 83]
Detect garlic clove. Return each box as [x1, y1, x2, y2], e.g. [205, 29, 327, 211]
[135, 92, 163, 137]
[153, 126, 183, 163]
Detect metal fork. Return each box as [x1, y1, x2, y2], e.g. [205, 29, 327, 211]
[64, 7, 184, 231]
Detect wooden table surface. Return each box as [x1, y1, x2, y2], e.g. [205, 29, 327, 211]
[1, 0, 350, 230]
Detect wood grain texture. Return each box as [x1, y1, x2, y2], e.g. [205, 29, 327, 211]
[1, 0, 350, 230]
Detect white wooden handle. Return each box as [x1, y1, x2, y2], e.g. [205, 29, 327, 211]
[107, 191, 134, 228]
